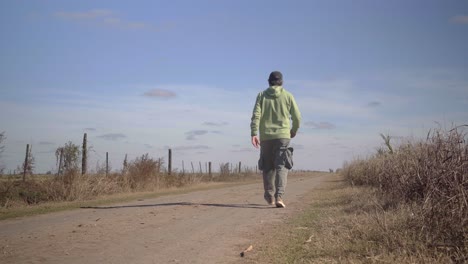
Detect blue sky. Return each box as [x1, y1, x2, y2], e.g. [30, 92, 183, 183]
[1, 0, 467, 173]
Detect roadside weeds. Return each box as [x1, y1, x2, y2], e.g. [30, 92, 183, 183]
[246, 174, 457, 263]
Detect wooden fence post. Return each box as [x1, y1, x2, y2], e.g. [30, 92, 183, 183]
[238, 161, 241, 174]
[23, 144, 29, 182]
[168, 149, 172, 175]
[106, 152, 109, 177]
[58, 148, 63, 176]
[208, 162, 212, 180]
[82, 133, 87, 175]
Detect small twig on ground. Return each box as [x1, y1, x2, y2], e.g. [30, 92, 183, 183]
[240, 245, 253, 257]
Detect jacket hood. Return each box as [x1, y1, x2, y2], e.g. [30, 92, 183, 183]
[266, 86, 283, 98]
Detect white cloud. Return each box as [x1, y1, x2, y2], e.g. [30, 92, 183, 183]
[202, 122, 229, 127]
[296, 95, 378, 120]
[38, 141, 55, 146]
[144, 144, 154, 149]
[305, 121, 336, 129]
[289, 79, 381, 120]
[54, 9, 164, 31]
[231, 148, 254, 153]
[185, 130, 209, 141]
[289, 79, 355, 93]
[97, 133, 127, 141]
[172, 145, 211, 151]
[55, 9, 114, 20]
[370, 69, 468, 95]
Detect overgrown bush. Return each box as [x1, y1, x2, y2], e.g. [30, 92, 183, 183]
[341, 126, 467, 261]
[124, 153, 162, 190]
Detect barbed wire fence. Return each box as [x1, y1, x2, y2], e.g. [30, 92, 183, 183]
[0, 133, 259, 180]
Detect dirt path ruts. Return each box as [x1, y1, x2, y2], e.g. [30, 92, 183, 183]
[0, 173, 327, 264]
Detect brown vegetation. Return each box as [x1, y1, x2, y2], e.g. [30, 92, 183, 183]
[252, 177, 456, 263]
[0, 155, 257, 208]
[341, 126, 467, 262]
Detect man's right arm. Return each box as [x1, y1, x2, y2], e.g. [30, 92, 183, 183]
[250, 93, 262, 137]
[250, 93, 262, 148]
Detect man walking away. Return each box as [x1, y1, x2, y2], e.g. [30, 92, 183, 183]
[250, 71, 301, 208]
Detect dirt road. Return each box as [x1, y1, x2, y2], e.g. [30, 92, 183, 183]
[0, 173, 327, 264]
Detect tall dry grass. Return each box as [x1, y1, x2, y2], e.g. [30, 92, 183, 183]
[217, 162, 257, 182]
[0, 155, 258, 208]
[342, 126, 467, 262]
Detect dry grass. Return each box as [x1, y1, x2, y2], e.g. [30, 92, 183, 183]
[0, 155, 259, 210]
[341, 126, 467, 262]
[249, 127, 466, 263]
[251, 174, 457, 263]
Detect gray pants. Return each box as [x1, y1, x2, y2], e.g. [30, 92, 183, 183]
[259, 138, 290, 200]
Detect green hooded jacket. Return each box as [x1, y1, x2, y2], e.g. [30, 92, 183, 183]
[250, 86, 301, 141]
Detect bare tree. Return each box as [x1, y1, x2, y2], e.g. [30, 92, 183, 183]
[122, 154, 128, 175]
[379, 133, 394, 154]
[55, 141, 81, 175]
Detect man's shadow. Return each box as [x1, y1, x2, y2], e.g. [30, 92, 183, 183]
[81, 202, 275, 210]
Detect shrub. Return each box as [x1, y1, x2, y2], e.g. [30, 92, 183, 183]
[124, 153, 162, 190]
[341, 126, 468, 260]
[55, 141, 81, 177]
[0, 180, 49, 206]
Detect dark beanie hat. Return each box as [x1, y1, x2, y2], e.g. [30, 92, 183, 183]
[268, 71, 283, 82]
